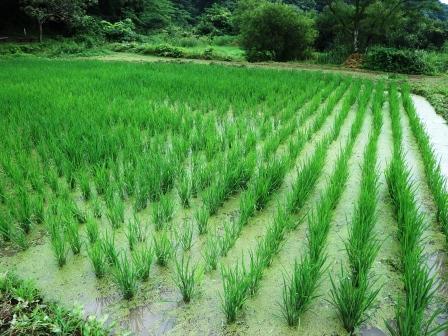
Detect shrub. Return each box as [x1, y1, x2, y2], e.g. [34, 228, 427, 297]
[240, 3, 316, 62]
[363, 47, 434, 75]
[101, 19, 137, 42]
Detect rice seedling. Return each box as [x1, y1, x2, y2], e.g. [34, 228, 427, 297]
[401, 84, 448, 243]
[179, 219, 194, 251]
[101, 231, 119, 266]
[85, 217, 99, 244]
[132, 244, 153, 281]
[0, 210, 12, 242]
[107, 198, 125, 230]
[92, 196, 103, 218]
[194, 206, 209, 235]
[50, 229, 68, 268]
[87, 242, 107, 278]
[10, 227, 29, 250]
[65, 218, 82, 255]
[202, 235, 220, 272]
[220, 264, 247, 323]
[177, 169, 192, 209]
[153, 231, 172, 267]
[77, 169, 91, 201]
[385, 84, 448, 336]
[113, 253, 138, 300]
[173, 255, 201, 303]
[152, 194, 174, 231]
[330, 269, 380, 334]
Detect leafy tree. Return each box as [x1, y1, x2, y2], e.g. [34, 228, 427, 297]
[322, 0, 443, 52]
[22, 0, 95, 42]
[240, 2, 316, 62]
[196, 3, 233, 35]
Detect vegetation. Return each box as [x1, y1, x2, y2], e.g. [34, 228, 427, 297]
[1, 57, 448, 334]
[0, 273, 110, 335]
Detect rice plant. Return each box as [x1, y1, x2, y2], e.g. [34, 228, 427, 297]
[113, 253, 138, 300]
[77, 169, 91, 201]
[87, 242, 107, 278]
[50, 228, 68, 268]
[101, 231, 119, 266]
[177, 169, 192, 209]
[173, 255, 201, 303]
[152, 194, 174, 231]
[220, 264, 248, 323]
[202, 235, 220, 272]
[85, 217, 99, 245]
[153, 231, 172, 267]
[107, 198, 125, 230]
[194, 206, 209, 235]
[132, 244, 153, 281]
[179, 220, 193, 251]
[65, 218, 82, 255]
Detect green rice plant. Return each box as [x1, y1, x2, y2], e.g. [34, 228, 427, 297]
[280, 255, 325, 326]
[10, 227, 29, 250]
[173, 255, 201, 303]
[85, 217, 99, 244]
[220, 220, 242, 257]
[202, 181, 225, 216]
[194, 206, 209, 235]
[113, 253, 138, 300]
[177, 169, 192, 208]
[65, 218, 82, 255]
[101, 231, 119, 266]
[152, 194, 174, 231]
[77, 169, 91, 201]
[15, 187, 32, 234]
[286, 138, 328, 215]
[68, 201, 87, 224]
[132, 244, 153, 281]
[94, 164, 109, 195]
[50, 229, 68, 268]
[87, 242, 107, 278]
[179, 220, 193, 251]
[202, 235, 220, 272]
[153, 231, 172, 266]
[401, 84, 448, 243]
[92, 196, 102, 218]
[0, 210, 12, 242]
[126, 218, 138, 251]
[330, 269, 380, 334]
[107, 198, 125, 230]
[220, 264, 247, 323]
[0, 179, 6, 204]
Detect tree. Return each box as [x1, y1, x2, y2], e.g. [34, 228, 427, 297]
[22, 0, 95, 42]
[240, 2, 316, 62]
[322, 0, 442, 52]
[196, 3, 233, 35]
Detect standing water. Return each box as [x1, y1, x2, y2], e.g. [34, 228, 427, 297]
[412, 95, 448, 183]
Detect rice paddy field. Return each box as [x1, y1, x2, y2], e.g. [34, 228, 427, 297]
[0, 58, 448, 335]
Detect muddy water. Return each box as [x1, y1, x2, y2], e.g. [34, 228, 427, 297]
[412, 94, 448, 182]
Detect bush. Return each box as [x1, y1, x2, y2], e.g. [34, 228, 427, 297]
[139, 44, 185, 58]
[196, 4, 234, 36]
[240, 3, 316, 62]
[101, 19, 137, 42]
[363, 47, 435, 75]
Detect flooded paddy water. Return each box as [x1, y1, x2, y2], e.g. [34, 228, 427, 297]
[1, 59, 447, 336]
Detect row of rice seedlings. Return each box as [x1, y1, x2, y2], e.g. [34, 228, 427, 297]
[386, 84, 448, 336]
[198, 77, 338, 221]
[219, 81, 364, 323]
[236, 79, 352, 230]
[152, 194, 175, 231]
[330, 82, 385, 334]
[280, 82, 370, 327]
[401, 84, 448, 243]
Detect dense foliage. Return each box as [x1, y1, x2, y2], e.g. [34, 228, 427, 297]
[0, 0, 447, 67]
[240, 2, 316, 61]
